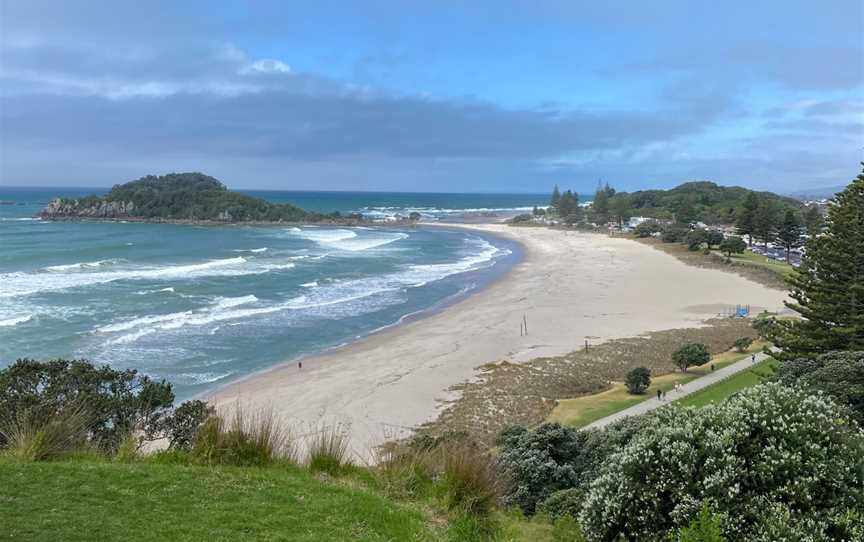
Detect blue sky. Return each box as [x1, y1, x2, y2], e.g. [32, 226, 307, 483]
[1, 1, 862, 193]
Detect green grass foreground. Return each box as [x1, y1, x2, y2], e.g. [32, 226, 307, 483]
[0, 458, 435, 542]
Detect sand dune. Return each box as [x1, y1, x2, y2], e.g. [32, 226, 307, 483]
[210, 224, 788, 454]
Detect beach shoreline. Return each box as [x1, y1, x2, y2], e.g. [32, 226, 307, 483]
[209, 223, 789, 455]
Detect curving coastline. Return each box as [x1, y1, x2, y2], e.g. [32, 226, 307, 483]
[209, 223, 789, 455]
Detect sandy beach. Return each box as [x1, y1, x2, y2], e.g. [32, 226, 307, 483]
[210, 224, 788, 454]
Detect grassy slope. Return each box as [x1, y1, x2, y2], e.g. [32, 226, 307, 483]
[548, 343, 766, 427]
[675, 357, 778, 408]
[0, 459, 435, 542]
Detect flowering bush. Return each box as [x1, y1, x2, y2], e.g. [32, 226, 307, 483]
[579, 383, 864, 541]
[775, 351, 864, 424]
[497, 417, 648, 515]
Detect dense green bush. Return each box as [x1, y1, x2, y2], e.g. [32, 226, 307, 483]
[537, 487, 584, 520]
[191, 407, 291, 467]
[157, 400, 215, 451]
[579, 383, 864, 541]
[624, 367, 651, 394]
[662, 225, 690, 243]
[0, 358, 174, 451]
[672, 343, 711, 372]
[633, 220, 663, 238]
[733, 337, 753, 353]
[496, 417, 648, 515]
[775, 351, 864, 423]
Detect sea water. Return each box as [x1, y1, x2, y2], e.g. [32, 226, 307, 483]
[0, 187, 543, 398]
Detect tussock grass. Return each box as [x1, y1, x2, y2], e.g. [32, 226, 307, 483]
[373, 445, 436, 499]
[0, 404, 92, 461]
[437, 444, 504, 518]
[307, 423, 352, 474]
[191, 405, 295, 467]
[114, 432, 141, 463]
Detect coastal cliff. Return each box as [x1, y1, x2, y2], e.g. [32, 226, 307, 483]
[38, 172, 351, 224]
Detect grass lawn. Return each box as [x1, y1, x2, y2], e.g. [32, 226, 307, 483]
[0, 458, 435, 542]
[725, 251, 794, 279]
[676, 357, 779, 408]
[547, 342, 767, 427]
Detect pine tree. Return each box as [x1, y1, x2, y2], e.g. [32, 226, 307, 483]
[803, 205, 824, 235]
[776, 209, 802, 263]
[753, 199, 778, 249]
[550, 185, 561, 210]
[771, 165, 864, 358]
[592, 182, 609, 224]
[736, 192, 759, 246]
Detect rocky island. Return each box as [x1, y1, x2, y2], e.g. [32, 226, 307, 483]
[39, 172, 362, 224]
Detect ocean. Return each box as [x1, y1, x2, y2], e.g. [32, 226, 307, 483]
[0, 187, 547, 398]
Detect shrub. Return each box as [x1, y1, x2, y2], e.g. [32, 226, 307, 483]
[0, 404, 91, 461]
[720, 236, 746, 260]
[158, 400, 215, 451]
[537, 487, 584, 520]
[191, 406, 292, 467]
[307, 424, 352, 474]
[685, 229, 708, 251]
[750, 313, 777, 340]
[662, 226, 689, 243]
[0, 358, 173, 451]
[496, 424, 585, 514]
[672, 343, 710, 372]
[510, 213, 534, 224]
[497, 418, 649, 515]
[678, 502, 726, 542]
[633, 221, 662, 238]
[579, 384, 864, 541]
[775, 350, 864, 423]
[624, 367, 651, 394]
[733, 337, 753, 353]
[438, 444, 503, 518]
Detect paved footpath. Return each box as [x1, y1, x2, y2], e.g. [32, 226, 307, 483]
[584, 351, 773, 430]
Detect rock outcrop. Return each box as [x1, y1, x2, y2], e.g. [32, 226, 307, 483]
[40, 198, 136, 219]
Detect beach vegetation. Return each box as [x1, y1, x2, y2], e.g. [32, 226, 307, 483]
[675, 357, 778, 408]
[624, 366, 651, 394]
[307, 423, 353, 474]
[672, 343, 711, 372]
[190, 406, 294, 467]
[579, 384, 864, 541]
[536, 487, 584, 521]
[0, 403, 92, 461]
[732, 336, 752, 353]
[157, 399, 214, 451]
[774, 350, 864, 424]
[769, 168, 864, 358]
[0, 358, 174, 452]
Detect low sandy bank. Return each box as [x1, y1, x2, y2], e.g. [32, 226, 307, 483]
[210, 224, 787, 455]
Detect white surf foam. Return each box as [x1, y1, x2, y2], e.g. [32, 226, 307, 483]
[289, 228, 357, 244]
[234, 247, 268, 253]
[0, 217, 41, 222]
[0, 314, 33, 327]
[0, 257, 294, 299]
[330, 232, 409, 252]
[45, 259, 118, 272]
[301, 281, 318, 288]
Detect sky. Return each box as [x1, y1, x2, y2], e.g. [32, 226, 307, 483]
[1, 1, 862, 193]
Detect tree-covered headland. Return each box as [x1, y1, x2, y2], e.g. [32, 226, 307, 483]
[39, 172, 357, 223]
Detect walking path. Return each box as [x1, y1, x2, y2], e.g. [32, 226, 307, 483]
[584, 351, 773, 429]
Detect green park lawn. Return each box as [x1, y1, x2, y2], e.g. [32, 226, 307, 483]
[675, 357, 779, 408]
[547, 342, 767, 427]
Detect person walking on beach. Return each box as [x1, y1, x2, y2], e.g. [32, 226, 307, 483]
[657, 389, 662, 401]
[298, 361, 303, 370]
[751, 354, 756, 363]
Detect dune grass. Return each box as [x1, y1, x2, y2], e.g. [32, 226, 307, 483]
[548, 342, 767, 427]
[675, 357, 778, 408]
[0, 457, 436, 542]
